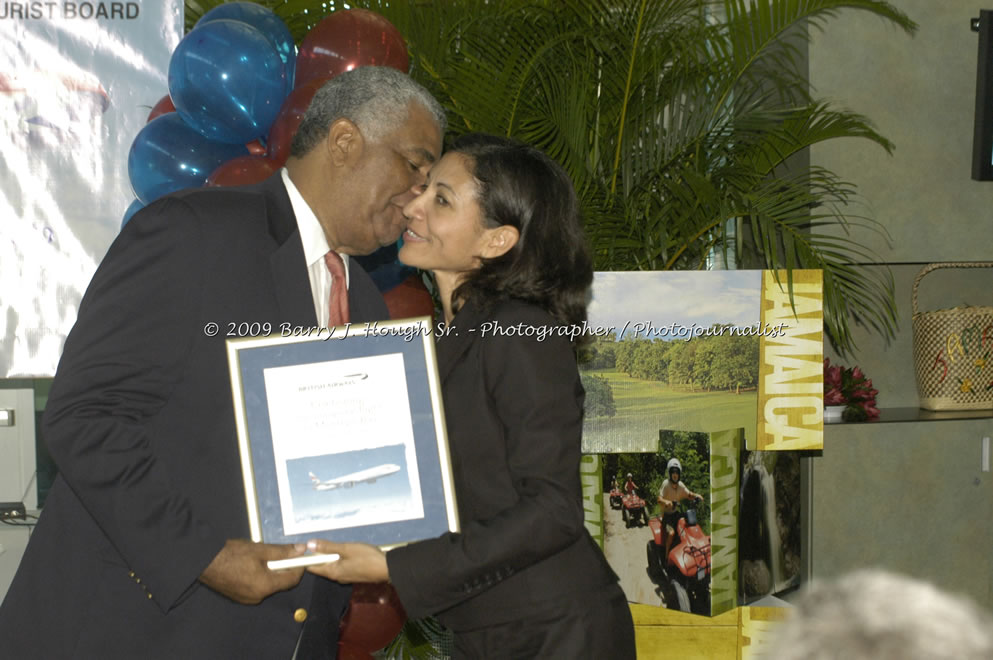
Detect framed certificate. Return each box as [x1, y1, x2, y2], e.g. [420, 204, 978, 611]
[226, 317, 458, 569]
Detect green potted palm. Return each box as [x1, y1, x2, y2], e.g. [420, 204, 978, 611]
[275, 0, 915, 356]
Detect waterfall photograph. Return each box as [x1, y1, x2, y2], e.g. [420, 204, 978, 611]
[738, 450, 802, 603]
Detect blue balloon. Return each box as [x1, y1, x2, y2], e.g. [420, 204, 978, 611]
[121, 199, 145, 229]
[169, 19, 287, 144]
[128, 113, 250, 204]
[196, 2, 297, 89]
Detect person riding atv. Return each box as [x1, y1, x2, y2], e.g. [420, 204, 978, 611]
[646, 495, 711, 614]
[621, 473, 649, 527]
[608, 476, 623, 509]
[657, 458, 703, 559]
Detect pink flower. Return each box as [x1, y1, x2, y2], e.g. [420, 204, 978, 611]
[850, 386, 874, 402]
[824, 363, 842, 389]
[857, 400, 880, 418]
[824, 388, 846, 405]
[823, 360, 879, 416]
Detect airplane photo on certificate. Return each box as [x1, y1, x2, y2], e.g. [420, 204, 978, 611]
[308, 463, 402, 491]
[284, 443, 420, 535]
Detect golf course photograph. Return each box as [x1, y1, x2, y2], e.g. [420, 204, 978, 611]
[580, 271, 763, 453]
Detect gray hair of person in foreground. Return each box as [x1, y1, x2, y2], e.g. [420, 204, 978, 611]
[290, 65, 447, 156]
[765, 570, 993, 660]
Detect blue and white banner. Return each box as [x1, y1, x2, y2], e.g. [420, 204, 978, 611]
[1, 1, 183, 376]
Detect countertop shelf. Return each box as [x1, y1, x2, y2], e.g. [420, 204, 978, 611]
[825, 406, 993, 425]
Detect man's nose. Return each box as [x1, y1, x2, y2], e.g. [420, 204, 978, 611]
[402, 191, 424, 219]
[402, 179, 429, 209]
[391, 185, 415, 207]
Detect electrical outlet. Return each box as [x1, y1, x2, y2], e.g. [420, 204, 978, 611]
[0, 502, 26, 520]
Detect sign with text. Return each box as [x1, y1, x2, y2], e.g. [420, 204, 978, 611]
[756, 270, 824, 450]
[1, 1, 182, 376]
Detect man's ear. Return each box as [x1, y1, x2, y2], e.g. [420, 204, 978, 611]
[327, 118, 363, 166]
[481, 225, 520, 259]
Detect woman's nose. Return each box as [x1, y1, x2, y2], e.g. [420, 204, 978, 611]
[402, 188, 425, 218]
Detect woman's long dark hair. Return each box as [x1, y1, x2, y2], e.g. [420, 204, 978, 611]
[450, 133, 593, 330]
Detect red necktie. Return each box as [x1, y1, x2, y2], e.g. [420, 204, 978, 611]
[324, 250, 350, 327]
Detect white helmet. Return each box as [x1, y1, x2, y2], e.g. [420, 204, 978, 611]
[666, 458, 682, 477]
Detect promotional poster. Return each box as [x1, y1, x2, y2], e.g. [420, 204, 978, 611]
[580, 270, 824, 454]
[593, 428, 741, 618]
[1, 2, 182, 376]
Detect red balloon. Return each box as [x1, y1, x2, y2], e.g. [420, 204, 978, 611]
[245, 139, 266, 156]
[295, 9, 409, 90]
[266, 77, 328, 166]
[337, 583, 406, 659]
[383, 274, 436, 321]
[206, 156, 280, 187]
[146, 94, 175, 122]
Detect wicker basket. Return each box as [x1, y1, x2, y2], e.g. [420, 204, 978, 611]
[912, 262, 993, 411]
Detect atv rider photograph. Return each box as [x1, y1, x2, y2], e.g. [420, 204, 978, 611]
[657, 458, 704, 558]
[623, 472, 639, 495]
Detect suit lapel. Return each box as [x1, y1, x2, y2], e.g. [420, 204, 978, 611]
[254, 174, 318, 327]
[436, 297, 488, 383]
[269, 233, 316, 326]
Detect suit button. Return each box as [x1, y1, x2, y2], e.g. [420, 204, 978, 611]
[294, 608, 308, 623]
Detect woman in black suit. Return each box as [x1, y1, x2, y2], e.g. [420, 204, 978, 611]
[308, 134, 636, 658]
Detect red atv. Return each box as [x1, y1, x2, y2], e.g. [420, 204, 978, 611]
[621, 490, 649, 527]
[646, 500, 711, 614]
[609, 487, 623, 510]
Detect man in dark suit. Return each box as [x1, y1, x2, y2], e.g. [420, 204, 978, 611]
[0, 66, 444, 659]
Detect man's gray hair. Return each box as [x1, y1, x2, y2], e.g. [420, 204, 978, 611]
[290, 66, 446, 156]
[765, 570, 993, 660]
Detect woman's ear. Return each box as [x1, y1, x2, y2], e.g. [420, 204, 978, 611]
[481, 225, 520, 259]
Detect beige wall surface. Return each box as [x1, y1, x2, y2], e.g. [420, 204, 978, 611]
[809, 1, 992, 263]
[813, 419, 993, 609]
[809, 1, 993, 612]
